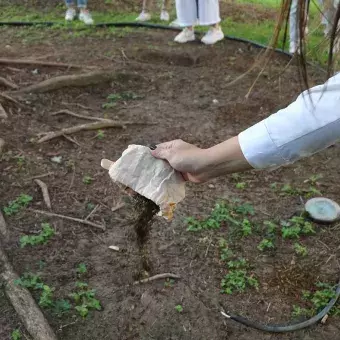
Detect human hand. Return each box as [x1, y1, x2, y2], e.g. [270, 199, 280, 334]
[150, 139, 210, 183]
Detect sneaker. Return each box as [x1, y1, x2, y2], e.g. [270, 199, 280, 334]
[160, 10, 170, 21]
[79, 10, 94, 25]
[136, 11, 151, 22]
[201, 27, 224, 45]
[174, 28, 195, 43]
[169, 18, 180, 27]
[65, 8, 76, 21]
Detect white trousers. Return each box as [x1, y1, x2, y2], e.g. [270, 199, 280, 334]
[175, 0, 221, 26]
[289, 0, 309, 45]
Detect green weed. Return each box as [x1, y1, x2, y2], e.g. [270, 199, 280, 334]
[39, 285, 54, 308]
[281, 216, 315, 239]
[96, 130, 105, 140]
[53, 299, 72, 317]
[241, 219, 252, 237]
[291, 305, 312, 318]
[164, 279, 175, 288]
[175, 305, 183, 313]
[76, 263, 87, 275]
[257, 238, 275, 251]
[235, 182, 247, 190]
[294, 243, 308, 256]
[82, 175, 93, 185]
[70, 282, 102, 318]
[15, 272, 44, 290]
[11, 329, 21, 340]
[20, 223, 55, 248]
[102, 91, 144, 109]
[3, 194, 33, 216]
[218, 238, 233, 261]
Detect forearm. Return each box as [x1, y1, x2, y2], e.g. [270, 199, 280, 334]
[199, 136, 252, 180]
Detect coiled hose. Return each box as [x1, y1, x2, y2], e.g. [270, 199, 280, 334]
[1, 19, 335, 332]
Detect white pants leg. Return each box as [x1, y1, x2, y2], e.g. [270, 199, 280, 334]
[289, 0, 299, 45]
[176, 0, 220, 27]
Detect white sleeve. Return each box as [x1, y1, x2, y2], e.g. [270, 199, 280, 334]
[238, 73, 340, 169]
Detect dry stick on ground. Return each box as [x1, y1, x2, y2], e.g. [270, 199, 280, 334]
[34, 179, 52, 210]
[37, 120, 151, 143]
[0, 138, 5, 155]
[0, 103, 8, 118]
[0, 92, 22, 106]
[29, 209, 106, 231]
[0, 211, 8, 242]
[0, 76, 18, 90]
[52, 109, 108, 122]
[133, 273, 181, 285]
[11, 70, 138, 95]
[0, 58, 94, 70]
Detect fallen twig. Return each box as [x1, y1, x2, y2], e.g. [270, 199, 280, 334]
[133, 273, 181, 285]
[34, 179, 52, 210]
[85, 204, 100, 221]
[52, 109, 107, 122]
[62, 134, 81, 147]
[0, 58, 93, 70]
[37, 119, 145, 143]
[0, 103, 8, 118]
[11, 70, 139, 95]
[0, 92, 22, 106]
[62, 102, 94, 111]
[0, 76, 18, 90]
[0, 245, 57, 340]
[29, 209, 106, 231]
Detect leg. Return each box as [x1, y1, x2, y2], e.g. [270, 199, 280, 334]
[65, 0, 77, 21]
[174, 0, 197, 43]
[136, 0, 152, 21]
[78, 0, 94, 24]
[289, 0, 299, 52]
[199, 0, 224, 45]
[160, 0, 170, 21]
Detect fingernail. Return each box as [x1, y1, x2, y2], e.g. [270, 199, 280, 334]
[149, 144, 157, 150]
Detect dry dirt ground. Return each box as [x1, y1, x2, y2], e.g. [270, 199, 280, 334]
[0, 7, 340, 340]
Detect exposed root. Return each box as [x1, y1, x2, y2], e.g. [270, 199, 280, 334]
[52, 109, 107, 122]
[37, 120, 146, 143]
[0, 92, 22, 106]
[34, 179, 52, 210]
[0, 249, 58, 340]
[133, 273, 181, 285]
[0, 138, 5, 155]
[0, 76, 18, 90]
[11, 71, 140, 95]
[0, 103, 8, 119]
[29, 209, 106, 231]
[0, 211, 8, 242]
[0, 58, 93, 70]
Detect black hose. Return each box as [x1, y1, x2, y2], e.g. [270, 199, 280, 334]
[0, 21, 293, 58]
[221, 279, 340, 332]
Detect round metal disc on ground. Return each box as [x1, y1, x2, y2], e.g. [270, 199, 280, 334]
[305, 197, 340, 223]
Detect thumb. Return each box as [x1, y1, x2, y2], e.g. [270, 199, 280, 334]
[151, 146, 171, 160]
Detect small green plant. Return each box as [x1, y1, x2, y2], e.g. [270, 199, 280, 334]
[53, 299, 71, 317]
[257, 239, 275, 251]
[294, 243, 308, 256]
[218, 238, 233, 261]
[264, 220, 277, 234]
[281, 216, 315, 239]
[15, 272, 43, 290]
[86, 202, 95, 211]
[234, 203, 255, 216]
[304, 186, 322, 198]
[291, 305, 311, 318]
[3, 194, 33, 216]
[76, 263, 87, 275]
[70, 282, 102, 318]
[175, 304, 183, 313]
[241, 219, 252, 236]
[11, 329, 21, 340]
[235, 182, 246, 190]
[82, 175, 93, 185]
[304, 174, 323, 186]
[39, 285, 54, 308]
[96, 130, 105, 140]
[15, 155, 25, 169]
[280, 184, 300, 196]
[164, 279, 175, 288]
[20, 223, 55, 248]
[102, 92, 144, 109]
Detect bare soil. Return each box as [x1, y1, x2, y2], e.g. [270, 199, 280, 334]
[0, 19, 340, 340]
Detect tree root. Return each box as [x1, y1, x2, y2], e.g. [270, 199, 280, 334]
[34, 179, 52, 210]
[0, 58, 93, 70]
[0, 216, 57, 340]
[51, 109, 107, 122]
[0, 92, 22, 106]
[29, 209, 106, 231]
[0, 138, 5, 155]
[0, 103, 8, 119]
[0, 76, 18, 90]
[11, 71, 141, 95]
[37, 120, 146, 143]
[133, 273, 181, 285]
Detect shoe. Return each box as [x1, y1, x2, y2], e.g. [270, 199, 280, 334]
[170, 19, 180, 27]
[65, 8, 76, 21]
[79, 10, 94, 25]
[289, 41, 300, 54]
[174, 28, 195, 43]
[201, 27, 224, 45]
[136, 11, 151, 22]
[160, 10, 170, 21]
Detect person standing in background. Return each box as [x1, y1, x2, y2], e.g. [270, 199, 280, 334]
[136, 0, 171, 21]
[174, 0, 224, 45]
[64, 0, 94, 25]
